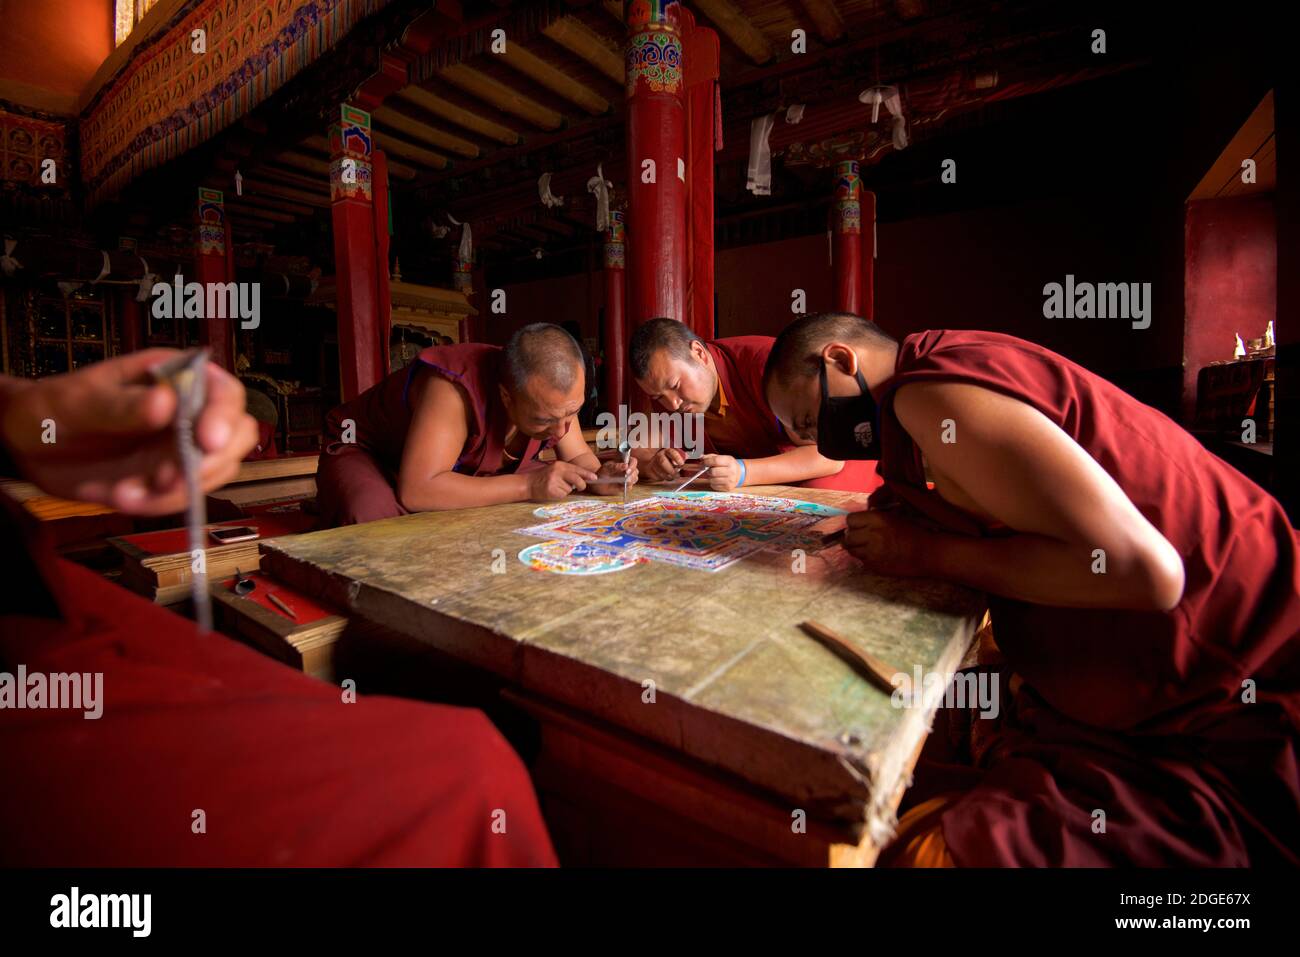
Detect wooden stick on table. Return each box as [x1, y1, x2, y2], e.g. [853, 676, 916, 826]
[799, 620, 908, 696]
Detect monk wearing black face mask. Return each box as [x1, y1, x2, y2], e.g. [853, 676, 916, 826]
[763, 311, 1300, 868]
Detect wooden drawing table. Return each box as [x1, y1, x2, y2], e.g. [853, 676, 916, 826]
[260, 485, 985, 866]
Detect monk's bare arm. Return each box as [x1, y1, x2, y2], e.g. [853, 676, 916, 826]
[889, 381, 1185, 611]
[737, 446, 844, 486]
[557, 420, 637, 494]
[555, 418, 600, 472]
[397, 374, 530, 510]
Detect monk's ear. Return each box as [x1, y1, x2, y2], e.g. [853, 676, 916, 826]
[823, 342, 857, 377]
[690, 339, 710, 365]
[498, 382, 513, 411]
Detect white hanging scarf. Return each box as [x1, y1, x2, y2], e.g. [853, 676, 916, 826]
[539, 172, 565, 208]
[746, 113, 776, 196]
[447, 212, 473, 263]
[0, 238, 21, 277]
[586, 163, 612, 232]
[136, 256, 157, 302]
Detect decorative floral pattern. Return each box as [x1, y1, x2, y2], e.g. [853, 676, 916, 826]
[626, 30, 683, 97]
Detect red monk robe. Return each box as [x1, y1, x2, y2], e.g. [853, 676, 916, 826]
[877, 330, 1299, 866]
[0, 495, 557, 866]
[317, 343, 557, 527]
[704, 337, 882, 493]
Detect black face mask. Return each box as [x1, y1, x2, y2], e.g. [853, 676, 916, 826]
[816, 362, 880, 460]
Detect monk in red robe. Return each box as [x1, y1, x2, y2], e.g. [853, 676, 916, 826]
[318, 323, 635, 527]
[0, 350, 556, 866]
[627, 317, 881, 493]
[764, 313, 1300, 866]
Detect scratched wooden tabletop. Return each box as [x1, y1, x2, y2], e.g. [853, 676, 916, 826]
[260, 484, 984, 835]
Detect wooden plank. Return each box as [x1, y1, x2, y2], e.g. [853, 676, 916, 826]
[244, 177, 329, 207]
[372, 105, 480, 158]
[369, 132, 450, 170]
[542, 15, 624, 85]
[438, 64, 565, 130]
[233, 193, 316, 217]
[694, 0, 776, 64]
[273, 150, 331, 177]
[394, 85, 521, 145]
[233, 455, 320, 483]
[500, 41, 610, 114]
[505, 687, 870, 866]
[227, 204, 295, 224]
[261, 485, 984, 836]
[798, 0, 846, 42]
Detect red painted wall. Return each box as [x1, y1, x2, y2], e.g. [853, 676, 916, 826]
[484, 268, 603, 347]
[716, 235, 834, 338]
[1182, 195, 1277, 421]
[712, 192, 1186, 414]
[0, 0, 113, 110]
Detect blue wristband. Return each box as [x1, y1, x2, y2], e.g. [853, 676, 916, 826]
[736, 458, 746, 488]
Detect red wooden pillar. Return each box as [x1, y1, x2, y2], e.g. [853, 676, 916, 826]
[372, 148, 392, 377]
[861, 188, 876, 322]
[626, 2, 687, 344]
[603, 209, 627, 413]
[832, 161, 863, 316]
[452, 252, 476, 341]
[329, 104, 384, 401]
[195, 187, 233, 370]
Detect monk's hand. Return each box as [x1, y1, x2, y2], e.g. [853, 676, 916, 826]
[528, 461, 598, 501]
[593, 457, 637, 494]
[641, 447, 685, 483]
[701, 454, 742, 492]
[842, 508, 936, 577]
[0, 349, 257, 516]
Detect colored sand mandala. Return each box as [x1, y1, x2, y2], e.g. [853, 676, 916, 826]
[516, 491, 845, 575]
[518, 540, 643, 575]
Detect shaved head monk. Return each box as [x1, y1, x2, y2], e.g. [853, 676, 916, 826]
[765, 313, 1299, 866]
[628, 317, 880, 493]
[318, 323, 634, 527]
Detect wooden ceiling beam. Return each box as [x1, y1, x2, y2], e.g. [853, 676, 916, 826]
[273, 150, 332, 177]
[438, 63, 565, 130]
[499, 41, 611, 115]
[226, 204, 295, 224]
[304, 128, 449, 171]
[372, 104, 480, 158]
[542, 16, 624, 85]
[234, 193, 316, 217]
[508, 223, 555, 243]
[254, 165, 331, 194]
[394, 85, 521, 145]
[242, 178, 331, 208]
[693, 0, 776, 64]
[369, 132, 451, 170]
[797, 0, 845, 43]
[382, 156, 419, 180]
